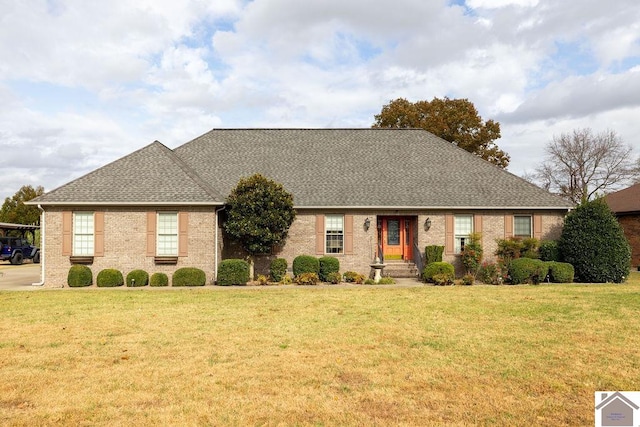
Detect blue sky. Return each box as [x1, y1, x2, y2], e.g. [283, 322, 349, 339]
[1, 0, 639, 201]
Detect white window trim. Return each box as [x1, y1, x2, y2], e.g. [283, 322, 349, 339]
[157, 212, 178, 256]
[454, 214, 473, 254]
[73, 212, 94, 256]
[325, 214, 344, 254]
[514, 215, 533, 238]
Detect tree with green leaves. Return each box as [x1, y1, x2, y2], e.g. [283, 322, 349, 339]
[224, 174, 296, 277]
[559, 198, 630, 283]
[0, 185, 44, 225]
[372, 97, 509, 168]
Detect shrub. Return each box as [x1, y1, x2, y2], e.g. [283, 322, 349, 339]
[460, 232, 483, 274]
[126, 269, 149, 287]
[217, 259, 249, 286]
[478, 261, 501, 285]
[521, 237, 540, 259]
[425, 245, 444, 265]
[422, 262, 454, 283]
[559, 199, 630, 283]
[432, 273, 454, 286]
[282, 274, 293, 285]
[378, 277, 395, 285]
[295, 272, 319, 285]
[343, 271, 365, 284]
[547, 262, 575, 283]
[269, 258, 288, 282]
[150, 272, 169, 287]
[96, 269, 124, 287]
[173, 267, 206, 287]
[461, 273, 475, 286]
[256, 274, 269, 285]
[508, 258, 548, 285]
[326, 271, 342, 284]
[364, 278, 376, 285]
[293, 255, 319, 277]
[539, 240, 560, 262]
[67, 265, 92, 287]
[318, 256, 340, 282]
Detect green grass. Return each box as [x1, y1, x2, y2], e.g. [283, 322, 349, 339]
[2, 274, 640, 425]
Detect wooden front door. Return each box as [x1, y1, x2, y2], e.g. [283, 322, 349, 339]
[380, 217, 414, 260]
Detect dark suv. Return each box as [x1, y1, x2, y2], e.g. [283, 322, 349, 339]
[0, 236, 40, 265]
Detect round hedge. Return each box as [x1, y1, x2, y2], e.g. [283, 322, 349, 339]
[269, 258, 288, 282]
[319, 256, 340, 282]
[96, 269, 124, 287]
[217, 259, 249, 286]
[150, 272, 169, 287]
[126, 269, 149, 287]
[292, 255, 319, 277]
[559, 199, 630, 283]
[508, 258, 548, 285]
[547, 261, 574, 283]
[67, 265, 92, 287]
[172, 267, 206, 286]
[422, 262, 454, 283]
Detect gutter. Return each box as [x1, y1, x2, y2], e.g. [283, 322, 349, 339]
[214, 206, 226, 284]
[31, 204, 45, 286]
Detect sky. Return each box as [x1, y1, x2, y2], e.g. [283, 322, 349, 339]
[1, 0, 639, 202]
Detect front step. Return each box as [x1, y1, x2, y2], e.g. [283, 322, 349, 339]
[380, 260, 419, 278]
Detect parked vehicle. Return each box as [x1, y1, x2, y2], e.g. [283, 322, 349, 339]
[0, 236, 40, 265]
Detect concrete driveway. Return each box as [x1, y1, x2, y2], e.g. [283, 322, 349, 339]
[0, 263, 41, 290]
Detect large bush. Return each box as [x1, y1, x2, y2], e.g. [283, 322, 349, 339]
[150, 272, 169, 287]
[424, 245, 444, 265]
[292, 255, 319, 277]
[67, 265, 92, 287]
[422, 262, 455, 283]
[269, 258, 288, 282]
[126, 269, 149, 287]
[173, 267, 206, 287]
[559, 199, 630, 283]
[319, 256, 340, 282]
[460, 232, 482, 274]
[217, 259, 249, 286]
[96, 269, 124, 287]
[547, 262, 574, 283]
[539, 240, 560, 262]
[508, 258, 548, 285]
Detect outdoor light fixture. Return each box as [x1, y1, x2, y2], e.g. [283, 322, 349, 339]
[364, 217, 371, 231]
[425, 218, 432, 230]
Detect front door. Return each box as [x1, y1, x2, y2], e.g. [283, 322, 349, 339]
[380, 217, 414, 260]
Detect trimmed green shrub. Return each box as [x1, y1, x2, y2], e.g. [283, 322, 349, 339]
[96, 269, 124, 287]
[318, 256, 340, 282]
[343, 271, 365, 284]
[559, 199, 631, 283]
[547, 262, 575, 283]
[364, 278, 375, 285]
[217, 259, 249, 286]
[126, 269, 149, 287]
[422, 262, 454, 283]
[432, 273, 454, 286]
[425, 245, 444, 265]
[326, 271, 342, 284]
[378, 277, 395, 285]
[67, 265, 92, 287]
[269, 258, 288, 282]
[539, 240, 560, 262]
[508, 258, 548, 285]
[173, 267, 206, 287]
[150, 272, 169, 287]
[295, 272, 319, 285]
[293, 255, 319, 276]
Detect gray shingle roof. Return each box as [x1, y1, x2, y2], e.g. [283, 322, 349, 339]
[33, 129, 573, 209]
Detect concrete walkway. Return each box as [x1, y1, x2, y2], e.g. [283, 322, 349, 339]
[0, 264, 41, 290]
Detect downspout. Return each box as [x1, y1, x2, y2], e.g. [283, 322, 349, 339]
[214, 206, 226, 284]
[32, 204, 45, 286]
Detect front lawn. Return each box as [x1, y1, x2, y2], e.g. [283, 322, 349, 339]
[2, 275, 639, 425]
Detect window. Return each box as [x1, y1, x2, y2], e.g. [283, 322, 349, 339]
[454, 214, 473, 254]
[325, 215, 344, 254]
[514, 215, 532, 238]
[73, 212, 94, 256]
[157, 212, 178, 256]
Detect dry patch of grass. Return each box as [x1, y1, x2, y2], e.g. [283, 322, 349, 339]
[2, 274, 640, 425]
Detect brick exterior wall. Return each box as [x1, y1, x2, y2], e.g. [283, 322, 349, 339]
[617, 214, 640, 268]
[41, 207, 567, 287]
